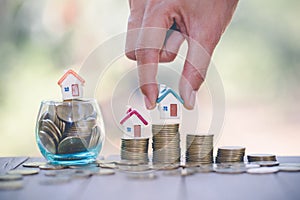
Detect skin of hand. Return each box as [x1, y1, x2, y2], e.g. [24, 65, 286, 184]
[125, 0, 239, 110]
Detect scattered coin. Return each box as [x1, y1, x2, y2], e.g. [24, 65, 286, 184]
[99, 163, 117, 169]
[39, 164, 67, 170]
[23, 162, 47, 168]
[7, 169, 40, 176]
[247, 167, 279, 174]
[0, 180, 23, 190]
[0, 174, 23, 181]
[277, 166, 300, 172]
[93, 169, 115, 176]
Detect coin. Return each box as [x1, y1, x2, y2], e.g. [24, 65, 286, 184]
[254, 161, 280, 167]
[127, 172, 157, 180]
[98, 163, 117, 169]
[121, 138, 149, 163]
[278, 166, 300, 172]
[71, 170, 92, 178]
[93, 169, 115, 175]
[0, 180, 23, 190]
[38, 130, 57, 154]
[7, 169, 40, 176]
[23, 162, 47, 168]
[0, 174, 23, 181]
[151, 163, 180, 170]
[39, 164, 67, 170]
[57, 136, 88, 154]
[247, 167, 279, 174]
[247, 154, 277, 162]
[214, 167, 246, 174]
[216, 146, 246, 163]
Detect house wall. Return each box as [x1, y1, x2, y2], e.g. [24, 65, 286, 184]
[158, 94, 181, 119]
[60, 74, 84, 100]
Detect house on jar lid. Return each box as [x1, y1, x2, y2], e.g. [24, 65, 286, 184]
[120, 107, 148, 138]
[57, 69, 85, 101]
[156, 84, 184, 119]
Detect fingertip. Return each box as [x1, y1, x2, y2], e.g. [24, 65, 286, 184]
[141, 83, 158, 110]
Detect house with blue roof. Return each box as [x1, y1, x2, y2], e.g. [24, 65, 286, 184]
[156, 84, 184, 119]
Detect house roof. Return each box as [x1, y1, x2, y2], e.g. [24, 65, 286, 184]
[156, 88, 184, 104]
[57, 69, 85, 86]
[120, 108, 148, 126]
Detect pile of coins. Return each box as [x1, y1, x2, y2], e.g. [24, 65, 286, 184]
[247, 154, 277, 162]
[152, 124, 181, 164]
[38, 100, 101, 155]
[185, 134, 214, 165]
[121, 138, 149, 163]
[216, 146, 246, 163]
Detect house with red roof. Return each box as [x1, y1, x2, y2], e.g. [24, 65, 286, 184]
[156, 84, 184, 119]
[57, 69, 85, 101]
[120, 107, 148, 138]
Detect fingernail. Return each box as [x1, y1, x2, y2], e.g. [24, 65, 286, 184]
[144, 96, 156, 110]
[183, 88, 196, 110]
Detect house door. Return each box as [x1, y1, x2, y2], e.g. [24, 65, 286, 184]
[71, 84, 79, 96]
[170, 104, 177, 117]
[134, 125, 141, 137]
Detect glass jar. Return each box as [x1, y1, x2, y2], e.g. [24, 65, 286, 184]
[36, 99, 105, 165]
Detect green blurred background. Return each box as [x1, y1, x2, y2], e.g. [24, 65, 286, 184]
[0, 0, 299, 157]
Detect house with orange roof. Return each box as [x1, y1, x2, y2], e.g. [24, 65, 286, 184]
[57, 69, 85, 100]
[120, 107, 148, 138]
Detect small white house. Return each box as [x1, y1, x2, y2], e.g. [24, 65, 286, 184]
[156, 84, 184, 119]
[120, 107, 148, 138]
[57, 69, 85, 101]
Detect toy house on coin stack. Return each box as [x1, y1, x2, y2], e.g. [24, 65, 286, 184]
[120, 107, 148, 138]
[156, 84, 184, 119]
[57, 69, 85, 101]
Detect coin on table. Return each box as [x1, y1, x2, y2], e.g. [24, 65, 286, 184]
[254, 161, 280, 167]
[247, 167, 279, 174]
[39, 164, 67, 170]
[98, 163, 117, 169]
[214, 167, 246, 174]
[23, 162, 47, 168]
[0, 174, 23, 181]
[0, 180, 23, 190]
[57, 136, 88, 154]
[71, 170, 92, 179]
[127, 172, 157, 180]
[68, 163, 99, 169]
[93, 169, 115, 176]
[7, 169, 40, 176]
[277, 166, 300, 172]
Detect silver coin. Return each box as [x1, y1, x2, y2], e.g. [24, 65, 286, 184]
[93, 169, 115, 175]
[0, 174, 23, 181]
[57, 136, 88, 154]
[278, 166, 300, 172]
[247, 167, 279, 174]
[8, 169, 40, 176]
[0, 180, 23, 190]
[99, 163, 117, 169]
[23, 162, 47, 168]
[39, 164, 67, 170]
[38, 130, 57, 154]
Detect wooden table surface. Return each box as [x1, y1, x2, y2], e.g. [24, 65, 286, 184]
[0, 156, 300, 200]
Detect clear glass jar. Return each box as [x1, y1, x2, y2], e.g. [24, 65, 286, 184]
[36, 99, 105, 165]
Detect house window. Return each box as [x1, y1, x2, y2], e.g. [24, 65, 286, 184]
[163, 106, 168, 111]
[72, 84, 79, 96]
[127, 127, 131, 132]
[64, 87, 69, 92]
[170, 104, 177, 117]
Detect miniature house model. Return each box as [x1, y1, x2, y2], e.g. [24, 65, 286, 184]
[57, 69, 85, 101]
[156, 85, 184, 119]
[120, 107, 148, 138]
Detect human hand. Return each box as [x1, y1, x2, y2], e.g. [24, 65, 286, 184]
[125, 0, 238, 109]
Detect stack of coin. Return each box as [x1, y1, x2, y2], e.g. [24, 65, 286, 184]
[38, 100, 101, 155]
[121, 138, 149, 163]
[152, 124, 181, 164]
[185, 134, 214, 165]
[247, 154, 277, 162]
[216, 146, 246, 163]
